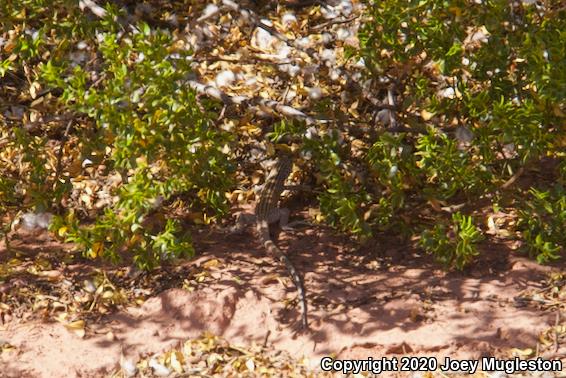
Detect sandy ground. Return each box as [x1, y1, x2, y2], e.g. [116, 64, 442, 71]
[1, 225, 565, 377]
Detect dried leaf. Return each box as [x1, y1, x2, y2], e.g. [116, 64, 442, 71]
[29, 81, 41, 99]
[203, 259, 220, 269]
[421, 109, 435, 121]
[65, 319, 86, 338]
[102, 290, 114, 299]
[170, 350, 184, 373]
[510, 348, 534, 357]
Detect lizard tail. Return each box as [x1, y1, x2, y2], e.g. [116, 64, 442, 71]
[258, 222, 308, 329]
[278, 248, 308, 329]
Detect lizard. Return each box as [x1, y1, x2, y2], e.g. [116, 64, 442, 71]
[255, 150, 308, 330]
[225, 148, 308, 329]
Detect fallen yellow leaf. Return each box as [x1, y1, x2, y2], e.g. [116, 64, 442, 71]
[203, 259, 220, 269]
[65, 319, 86, 338]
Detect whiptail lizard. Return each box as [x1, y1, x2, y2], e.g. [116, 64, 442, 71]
[255, 151, 308, 330]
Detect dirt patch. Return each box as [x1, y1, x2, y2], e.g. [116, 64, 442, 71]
[1, 227, 565, 377]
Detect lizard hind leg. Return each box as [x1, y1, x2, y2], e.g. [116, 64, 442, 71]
[276, 208, 289, 228]
[277, 208, 312, 232]
[227, 212, 256, 234]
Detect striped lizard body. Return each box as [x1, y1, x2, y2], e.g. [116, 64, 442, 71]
[255, 153, 308, 329]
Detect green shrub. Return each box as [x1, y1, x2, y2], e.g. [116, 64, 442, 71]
[518, 186, 565, 263]
[303, 126, 372, 237]
[2, 0, 565, 272]
[45, 25, 232, 268]
[360, 0, 564, 182]
[358, 0, 565, 266]
[420, 212, 483, 269]
[2, 2, 232, 268]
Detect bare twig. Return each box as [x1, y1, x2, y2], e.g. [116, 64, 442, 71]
[22, 113, 75, 133]
[555, 309, 561, 353]
[311, 15, 359, 32]
[186, 79, 326, 124]
[53, 119, 74, 193]
[79, 0, 107, 18]
[500, 167, 525, 190]
[261, 330, 271, 350]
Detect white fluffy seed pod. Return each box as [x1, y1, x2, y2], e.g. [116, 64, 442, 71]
[308, 86, 323, 100]
[215, 70, 236, 88]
